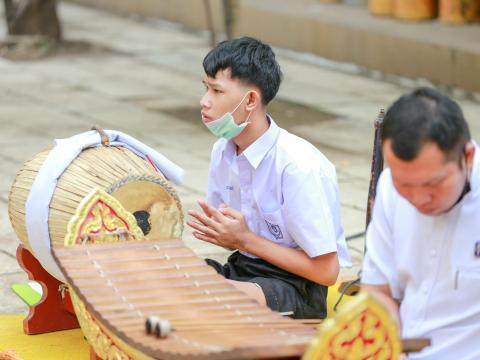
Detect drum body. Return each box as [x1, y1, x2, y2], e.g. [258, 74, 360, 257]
[8, 145, 183, 280]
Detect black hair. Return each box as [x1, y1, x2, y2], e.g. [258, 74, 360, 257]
[203, 36, 282, 105]
[382, 87, 471, 162]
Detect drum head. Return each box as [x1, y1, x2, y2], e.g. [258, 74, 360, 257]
[108, 175, 183, 240]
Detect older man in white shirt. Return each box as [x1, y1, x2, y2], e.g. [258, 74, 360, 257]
[187, 37, 350, 319]
[362, 87, 480, 359]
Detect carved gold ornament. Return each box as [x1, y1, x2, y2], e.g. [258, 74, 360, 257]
[64, 188, 144, 246]
[303, 292, 401, 360]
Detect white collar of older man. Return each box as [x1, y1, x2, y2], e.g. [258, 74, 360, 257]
[25, 129, 184, 281]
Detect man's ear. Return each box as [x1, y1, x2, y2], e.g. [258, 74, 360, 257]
[465, 141, 475, 169]
[245, 90, 261, 111]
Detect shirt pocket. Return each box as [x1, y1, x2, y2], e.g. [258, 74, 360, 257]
[259, 208, 292, 247]
[456, 264, 480, 293]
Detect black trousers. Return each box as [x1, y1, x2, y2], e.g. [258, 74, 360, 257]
[206, 251, 327, 319]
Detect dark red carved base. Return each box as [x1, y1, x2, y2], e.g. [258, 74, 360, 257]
[16, 244, 80, 334]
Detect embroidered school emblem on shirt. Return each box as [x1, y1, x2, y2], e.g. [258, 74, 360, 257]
[265, 220, 283, 240]
[226, 185, 234, 191]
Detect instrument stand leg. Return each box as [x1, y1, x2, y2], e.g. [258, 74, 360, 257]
[16, 244, 80, 334]
[90, 346, 102, 360]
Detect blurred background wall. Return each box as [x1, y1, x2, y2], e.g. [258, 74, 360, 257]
[65, 0, 480, 93]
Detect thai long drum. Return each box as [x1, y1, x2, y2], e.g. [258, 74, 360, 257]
[8, 143, 183, 281]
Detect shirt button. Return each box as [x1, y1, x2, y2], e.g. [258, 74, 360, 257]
[430, 249, 437, 257]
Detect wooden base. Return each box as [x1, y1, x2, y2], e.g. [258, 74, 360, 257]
[16, 244, 79, 334]
[90, 346, 102, 360]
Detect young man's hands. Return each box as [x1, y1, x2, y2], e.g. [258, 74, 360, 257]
[187, 200, 340, 286]
[187, 199, 251, 251]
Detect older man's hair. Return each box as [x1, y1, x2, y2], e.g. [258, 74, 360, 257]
[382, 87, 471, 163]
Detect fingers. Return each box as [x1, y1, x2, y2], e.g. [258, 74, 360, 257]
[218, 203, 237, 219]
[198, 199, 225, 222]
[218, 206, 242, 219]
[186, 219, 218, 237]
[198, 199, 216, 216]
[193, 232, 234, 251]
[192, 231, 218, 245]
[187, 209, 219, 230]
[187, 201, 244, 250]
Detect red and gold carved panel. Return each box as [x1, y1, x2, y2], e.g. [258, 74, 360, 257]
[64, 188, 144, 246]
[303, 292, 401, 360]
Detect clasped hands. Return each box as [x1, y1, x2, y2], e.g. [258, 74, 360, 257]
[187, 199, 251, 251]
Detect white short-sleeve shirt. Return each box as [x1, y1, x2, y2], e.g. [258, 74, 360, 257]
[206, 116, 351, 266]
[362, 144, 480, 360]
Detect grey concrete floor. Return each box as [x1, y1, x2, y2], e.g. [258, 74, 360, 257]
[1, 2, 479, 314]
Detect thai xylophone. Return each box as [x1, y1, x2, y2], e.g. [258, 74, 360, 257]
[52, 188, 317, 360]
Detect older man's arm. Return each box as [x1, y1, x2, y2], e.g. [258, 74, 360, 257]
[361, 283, 401, 326]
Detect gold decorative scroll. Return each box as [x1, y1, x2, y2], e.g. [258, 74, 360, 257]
[64, 187, 144, 246]
[303, 292, 401, 360]
[70, 290, 152, 360]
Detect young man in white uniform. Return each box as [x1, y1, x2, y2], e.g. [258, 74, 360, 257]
[362, 87, 480, 359]
[187, 37, 350, 319]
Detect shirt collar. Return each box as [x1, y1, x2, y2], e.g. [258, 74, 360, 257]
[242, 115, 280, 169]
[221, 115, 280, 169]
[223, 139, 236, 166]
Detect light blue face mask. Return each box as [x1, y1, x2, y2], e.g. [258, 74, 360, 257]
[204, 92, 252, 140]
